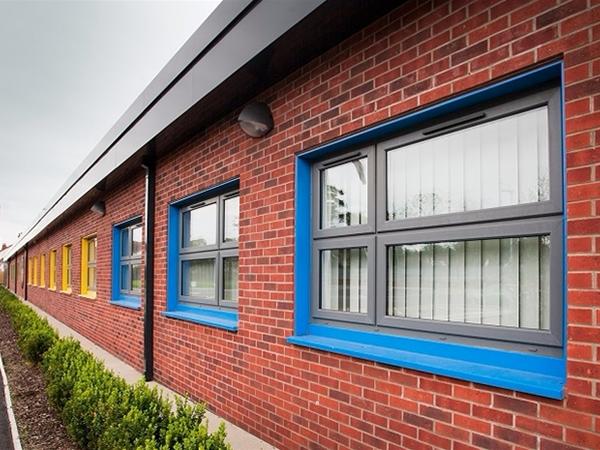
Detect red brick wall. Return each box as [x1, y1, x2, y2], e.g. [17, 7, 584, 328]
[23, 173, 146, 371]
[8, 0, 600, 449]
[152, 1, 600, 449]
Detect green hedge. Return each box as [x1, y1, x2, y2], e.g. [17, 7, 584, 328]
[0, 287, 231, 450]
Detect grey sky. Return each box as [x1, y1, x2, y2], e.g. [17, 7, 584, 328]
[0, 0, 220, 245]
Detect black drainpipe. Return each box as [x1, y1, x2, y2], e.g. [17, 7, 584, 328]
[142, 144, 156, 381]
[24, 244, 28, 301]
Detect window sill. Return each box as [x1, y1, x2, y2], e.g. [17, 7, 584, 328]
[287, 324, 565, 400]
[110, 299, 141, 310]
[60, 289, 72, 294]
[161, 308, 237, 332]
[48, 287, 56, 292]
[79, 292, 96, 300]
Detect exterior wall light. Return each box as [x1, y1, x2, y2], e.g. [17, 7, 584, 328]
[237, 102, 274, 138]
[91, 201, 105, 216]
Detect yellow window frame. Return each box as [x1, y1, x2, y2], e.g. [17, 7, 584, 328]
[61, 245, 72, 293]
[49, 250, 57, 290]
[33, 256, 38, 286]
[81, 236, 97, 298]
[40, 254, 46, 288]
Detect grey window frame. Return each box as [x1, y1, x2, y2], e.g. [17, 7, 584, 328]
[178, 191, 239, 308]
[375, 216, 562, 347]
[221, 191, 241, 249]
[312, 145, 376, 239]
[311, 85, 563, 351]
[312, 235, 376, 325]
[119, 223, 142, 296]
[376, 86, 562, 232]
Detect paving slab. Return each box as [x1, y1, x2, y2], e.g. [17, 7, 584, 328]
[22, 299, 276, 450]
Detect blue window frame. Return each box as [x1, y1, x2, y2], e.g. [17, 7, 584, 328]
[111, 217, 142, 309]
[289, 61, 567, 399]
[163, 178, 240, 331]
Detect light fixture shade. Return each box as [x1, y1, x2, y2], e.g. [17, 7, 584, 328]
[91, 201, 105, 216]
[237, 102, 274, 138]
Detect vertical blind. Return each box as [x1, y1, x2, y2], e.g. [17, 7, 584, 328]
[387, 107, 549, 220]
[223, 257, 239, 302]
[181, 259, 215, 301]
[321, 248, 368, 313]
[386, 236, 550, 330]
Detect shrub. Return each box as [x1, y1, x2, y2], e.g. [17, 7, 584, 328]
[140, 398, 230, 450]
[20, 325, 57, 363]
[0, 287, 231, 450]
[0, 288, 58, 363]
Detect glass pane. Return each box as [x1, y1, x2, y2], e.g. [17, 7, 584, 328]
[182, 204, 217, 248]
[181, 259, 215, 300]
[88, 238, 96, 263]
[131, 264, 141, 291]
[120, 265, 130, 291]
[320, 247, 368, 313]
[87, 267, 96, 291]
[121, 229, 130, 257]
[131, 226, 142, 256]
[386, 235, 551, 330]
[387, 107, 550, 220]
[223, 195, 240, 242]
[321, 157, 368, 229]
[223, 257, 239, 302]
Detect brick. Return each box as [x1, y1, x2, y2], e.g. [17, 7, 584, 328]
[494, 395, 538, 416]
[490, 21, 533, 49]
[473, 405, 513, 425]
[565, 395, 600, 417]
[472, 434, 511, 450]
[494, 425, 537, 448]
[512, 26, 559, 55]
[541, 438, 584, 450]
[516, 415, 563, 440]
[536, 0, 588, 29]
[565, 428, 600, 449]
[566, 77, 600, 102]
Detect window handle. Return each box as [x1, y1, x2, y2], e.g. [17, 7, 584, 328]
[323, 151, 362, 167]
[422, 112, 486, 136]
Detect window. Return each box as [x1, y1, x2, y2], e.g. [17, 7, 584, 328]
[33, 256, 38, 286]
[81, 236, 97, 297]
[62, 245, 72, 292]
[292, 62, 566, 400]
[27, 258, 32, 285]
[165, 180, 240, 331]
[40, 254, 46, 288]
[311, 87, 561, 347]
[49, 250, 57, 290]
[112, 219, 142, 307]
[180, 192, 239, 307]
